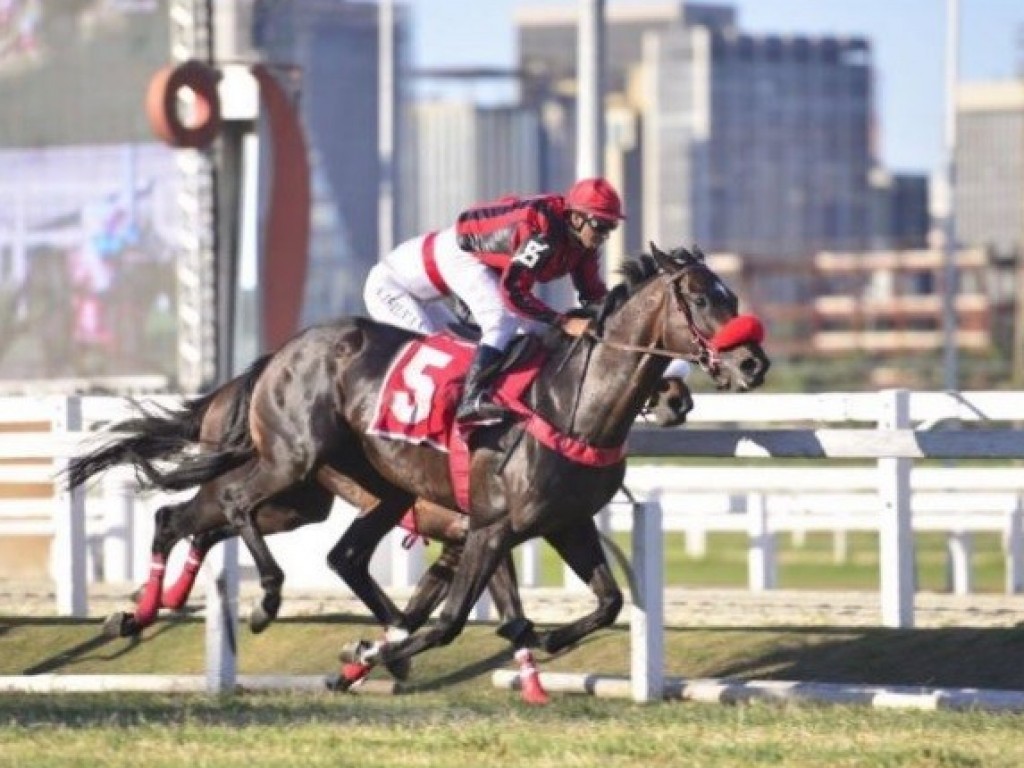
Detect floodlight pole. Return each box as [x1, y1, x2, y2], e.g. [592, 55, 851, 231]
[941, 0, 960, 392]
[576, 0, 605, 179]
[378, 0, 396, 255]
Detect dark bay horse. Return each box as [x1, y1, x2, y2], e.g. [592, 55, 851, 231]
[67, 361, 537, 674]
[70, 335, 693, 644]
[89, 242, 767, 680]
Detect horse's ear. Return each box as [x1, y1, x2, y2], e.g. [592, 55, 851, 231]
[649, 241, 676, 273]
[691, 244, 707, 262]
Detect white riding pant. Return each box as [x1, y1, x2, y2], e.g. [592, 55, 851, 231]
[365, 228, 694, 378]
[364, 233, 458, 335]
[364, 226, 542, 350]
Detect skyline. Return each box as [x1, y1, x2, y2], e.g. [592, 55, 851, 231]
[407, 0, 1024, 175]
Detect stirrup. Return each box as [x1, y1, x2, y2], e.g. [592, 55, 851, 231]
[455, 394, 507, 427]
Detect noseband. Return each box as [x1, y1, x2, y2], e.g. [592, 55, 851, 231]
[585, 266, 762, 377]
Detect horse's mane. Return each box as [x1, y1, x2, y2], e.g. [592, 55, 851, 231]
[584, 251, 665, 327]
[618, 253, 661, 293]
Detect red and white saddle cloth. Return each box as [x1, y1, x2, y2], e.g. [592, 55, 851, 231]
[369, 332, 625, 512]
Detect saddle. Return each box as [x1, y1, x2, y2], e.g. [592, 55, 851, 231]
[369, 330, 623, 512]
[368, 331, 543, 449]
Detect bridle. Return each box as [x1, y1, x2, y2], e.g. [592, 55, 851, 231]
[583, 265, 727, 377]
[561, 254, 764, 435]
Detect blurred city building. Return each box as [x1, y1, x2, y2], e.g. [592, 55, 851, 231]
[402, 101, 540, 234]
[0, 1, 1021, 392]
[508, 2, 1016, 386]
[514, 2, 915, 264]
[226, 0, 410, 328]
[955, 80, 1024, 260]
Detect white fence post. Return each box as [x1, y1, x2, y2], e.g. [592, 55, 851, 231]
[631, 500, 663, 703]
[205, 538, 239, 694]
[389, 531, 425, 589]
[1005, 498, 1023, 594]
[684, 523, 707, 559]
[519, 540, 541, 587]
[102, 470, 136, 583]
[833, 529, 849, 564]
[747, 492, 776, 591]
[878, 388, 914, 628]
[469, 588, 493, 622]
[946, 532, 973, 595]
[51, 395, 87, 617]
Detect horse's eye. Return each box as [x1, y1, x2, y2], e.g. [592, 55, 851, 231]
[692, 295, 708, 309]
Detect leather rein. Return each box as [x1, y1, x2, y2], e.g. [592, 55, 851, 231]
[582, 269, 724, 376]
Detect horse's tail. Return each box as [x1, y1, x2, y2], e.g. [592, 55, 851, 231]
[65, 354, 273, 492]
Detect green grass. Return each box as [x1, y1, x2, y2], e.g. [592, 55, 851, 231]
[0, 521, 1017, 766]
[2, 692, 1023, 768]
[3, 617, 1024, 767]
[526, 530, 1009, 592]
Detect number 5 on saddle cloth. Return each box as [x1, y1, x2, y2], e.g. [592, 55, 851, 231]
[368, 331, 625, 513]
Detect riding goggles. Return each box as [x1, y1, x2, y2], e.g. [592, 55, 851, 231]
[586, 216, 618, 235]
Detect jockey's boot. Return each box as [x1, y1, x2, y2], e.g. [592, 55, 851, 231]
[455, 344, 508, 427]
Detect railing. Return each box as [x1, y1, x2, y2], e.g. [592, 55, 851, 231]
[2, 389, 1024, 700]
[3, 390, 1024, 612]
[615, 465, 1024, 595]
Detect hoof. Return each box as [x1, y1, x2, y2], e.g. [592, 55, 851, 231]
[103, 611, 140, 638]
[324, 662, 371, 692]
[383, 656, 411, 682]
[249, 605, 272, 634]
[324, 672, 350, 692]
[538, 631, 576, 656]
[339, 640, 390, 680]
[497, 618, 539, 649]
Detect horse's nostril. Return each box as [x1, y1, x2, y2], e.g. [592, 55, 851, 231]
[740, 358, 759, 375]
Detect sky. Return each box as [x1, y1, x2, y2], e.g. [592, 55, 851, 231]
[406, 0, 1024, 175]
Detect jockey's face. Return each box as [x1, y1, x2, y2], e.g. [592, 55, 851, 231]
[569, 211, 617, 250]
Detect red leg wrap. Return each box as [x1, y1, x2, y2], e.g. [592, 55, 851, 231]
[515, 648, 550, 706]
[342, 662, 372, 685]
[161, 547, 204, 609]
[133, 555, 167, 627]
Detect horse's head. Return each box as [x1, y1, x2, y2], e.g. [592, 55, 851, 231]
[647, 242, 770, 391]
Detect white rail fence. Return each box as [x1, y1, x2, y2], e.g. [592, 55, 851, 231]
[3, 391, 1024, 614]
[2, 389, 1024, 700]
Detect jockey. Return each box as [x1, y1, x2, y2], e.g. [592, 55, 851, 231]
[364, 177, 692, 427]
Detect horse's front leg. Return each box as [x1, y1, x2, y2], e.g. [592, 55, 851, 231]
[326, 491, 412, 627]
[488, 553, 539, 649]
[537, 518, 624, 654]
[369, 522, 512, 669]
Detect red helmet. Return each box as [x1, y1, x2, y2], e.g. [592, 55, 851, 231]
[565, 178, 626, 221]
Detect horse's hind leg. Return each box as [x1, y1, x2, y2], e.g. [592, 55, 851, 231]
[163, 481, 333, 613]
[220, 472, 294, 634]
[104, 498, 201, 637]
[399, 542, 461, 632]
[535, 518, 623, 654]
[159, 527, 230, 611]
[396, 500, 535, 644]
